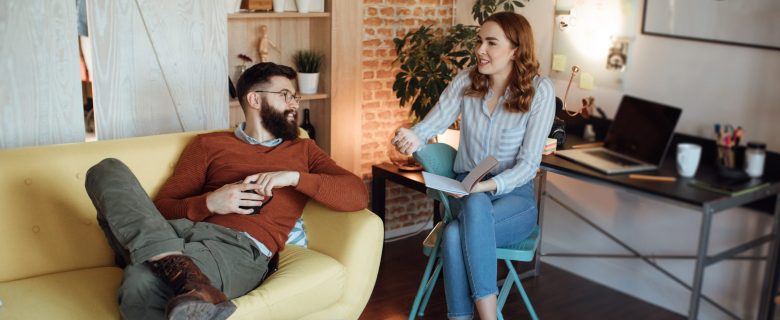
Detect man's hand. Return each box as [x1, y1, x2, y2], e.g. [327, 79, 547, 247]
[242, 171, 300, 197]
[391, 127, 422, 155]
[206, 183, 266, 215]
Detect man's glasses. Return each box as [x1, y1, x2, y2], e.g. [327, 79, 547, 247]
[254, 89, 301, 104]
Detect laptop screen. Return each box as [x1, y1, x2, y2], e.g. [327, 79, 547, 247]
[603, 96, 682, 166]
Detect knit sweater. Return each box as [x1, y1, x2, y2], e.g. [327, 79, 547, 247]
[153, 132, 368, 255]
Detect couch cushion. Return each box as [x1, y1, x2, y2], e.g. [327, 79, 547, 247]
[0, 267, 122, 319]
[230, 245, 345, 319]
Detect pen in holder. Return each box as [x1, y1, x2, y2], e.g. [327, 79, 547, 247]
[716, 143, 748, 180]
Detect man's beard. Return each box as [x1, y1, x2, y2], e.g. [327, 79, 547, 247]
[260, 101, 299, 141]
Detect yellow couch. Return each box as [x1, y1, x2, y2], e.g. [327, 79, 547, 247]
[0, 131, 383, 320]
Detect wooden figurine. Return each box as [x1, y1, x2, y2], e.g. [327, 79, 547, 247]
[257, 25, 278, 62]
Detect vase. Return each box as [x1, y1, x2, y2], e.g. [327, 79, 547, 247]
[272, 0, 285, 12]
[234, 65, 247, 84]
[387, 123, 423, 171]
[295, 0, 309, 13]
[297, 72, 319, 94]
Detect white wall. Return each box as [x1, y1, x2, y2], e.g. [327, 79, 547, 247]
[88, 0, 229, 140]
[457, 1, 779, 318]
[0, 0, 85, 149]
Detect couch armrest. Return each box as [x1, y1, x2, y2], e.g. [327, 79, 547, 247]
[301, 201, 383, 319]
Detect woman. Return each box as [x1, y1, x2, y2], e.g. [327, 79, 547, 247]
[392, 12, 555, 320]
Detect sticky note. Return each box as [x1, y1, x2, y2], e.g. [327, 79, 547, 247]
[579, 72, 594, 90]
[552, 54, 567, 72]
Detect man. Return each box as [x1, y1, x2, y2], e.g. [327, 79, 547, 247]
[85, 62, 368, 320]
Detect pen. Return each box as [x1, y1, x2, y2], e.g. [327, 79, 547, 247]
[628, 174, 677, 182]
[571, 142, 604, 149]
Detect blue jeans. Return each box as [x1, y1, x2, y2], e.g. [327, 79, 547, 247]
[441, 177, 538, 319]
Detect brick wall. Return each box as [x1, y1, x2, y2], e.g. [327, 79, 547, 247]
[362, 0, 454, 232]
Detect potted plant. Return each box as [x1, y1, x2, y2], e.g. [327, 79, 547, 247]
[292, 49, 325, 95]
[392, 0, 530, 122]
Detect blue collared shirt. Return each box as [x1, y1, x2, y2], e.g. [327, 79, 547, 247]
[232, 122, 280, 257]
[411, 69, 556, 195]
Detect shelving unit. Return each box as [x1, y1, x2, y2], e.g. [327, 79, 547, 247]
[227, 8, 332, 152]
[228, 12, 330, 19]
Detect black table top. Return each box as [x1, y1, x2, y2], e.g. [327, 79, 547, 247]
[542, 134, 780, 211]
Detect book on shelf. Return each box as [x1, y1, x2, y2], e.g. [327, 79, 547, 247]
[421, 156, 498, 196]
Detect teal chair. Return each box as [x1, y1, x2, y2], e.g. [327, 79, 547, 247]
[409, 143, 540, 320]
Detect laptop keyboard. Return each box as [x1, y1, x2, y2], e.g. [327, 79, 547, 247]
[586, 150, 641, 167]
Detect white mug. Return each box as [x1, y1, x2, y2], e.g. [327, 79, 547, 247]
[676, 143, 702, 178]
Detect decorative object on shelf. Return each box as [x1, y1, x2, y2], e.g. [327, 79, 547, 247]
[229, 77, 237, 98]
[257, 25, 278, 62]
[295, 0, 309, 13]
[244, 0, 273, 11]
[235, 53, 253, 81]
[386, 123, 423, 171]
[392, 0, 529, 122]
[282, 0, 324, 12]
[292, 49, 324, 94]
[300, 108, 316, 140]
[272, 0, 285, 13]
[226, 0, 242, 13]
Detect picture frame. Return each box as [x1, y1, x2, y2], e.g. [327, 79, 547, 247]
[641, 0, 780, 51]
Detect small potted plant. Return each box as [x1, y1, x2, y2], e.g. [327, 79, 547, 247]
[292, 49, 324, 95]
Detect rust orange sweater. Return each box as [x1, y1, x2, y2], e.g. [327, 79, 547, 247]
[153, 132, 368, 255]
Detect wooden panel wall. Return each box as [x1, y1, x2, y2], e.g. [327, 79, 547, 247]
[330, 1, 363, 174]
[88, 0, 229, 140]
[0, 0, 85, 149]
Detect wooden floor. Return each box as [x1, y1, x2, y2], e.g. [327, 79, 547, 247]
[360, 232, 685, 320]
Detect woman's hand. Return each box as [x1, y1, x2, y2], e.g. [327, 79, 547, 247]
[392, 127, 422, 155]
[470, 179, 497, 194]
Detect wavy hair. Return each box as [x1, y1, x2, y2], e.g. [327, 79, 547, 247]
[464, 12, 539, 113]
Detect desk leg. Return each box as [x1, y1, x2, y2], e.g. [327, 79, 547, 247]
[689, 206, 715, 319]
[371, 167, 386, 221]
[759, 194, 780, 319]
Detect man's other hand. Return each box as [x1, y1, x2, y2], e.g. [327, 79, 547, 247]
[206, 183, 266, 215]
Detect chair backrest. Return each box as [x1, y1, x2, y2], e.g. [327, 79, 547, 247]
[413, 143, 457, 179]
[413, 143, 458, 222]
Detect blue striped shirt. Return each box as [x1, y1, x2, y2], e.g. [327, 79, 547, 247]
[411, 69, 556, 195]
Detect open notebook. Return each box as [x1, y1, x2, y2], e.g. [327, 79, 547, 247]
[421, 156, 498, 196]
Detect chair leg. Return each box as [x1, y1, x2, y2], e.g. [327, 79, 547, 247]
[418, 259, 443, 317]
[497, 261, 515, 320]
[503, 260, 539, 320]
[409, 245, 442, 320]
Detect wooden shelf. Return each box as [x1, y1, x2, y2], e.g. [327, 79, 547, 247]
[228, 12, 330, 20]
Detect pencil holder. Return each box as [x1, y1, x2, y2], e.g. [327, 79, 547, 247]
[716, 144, 748, 180]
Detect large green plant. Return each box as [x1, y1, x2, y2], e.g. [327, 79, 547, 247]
[392, 0, 529, 121]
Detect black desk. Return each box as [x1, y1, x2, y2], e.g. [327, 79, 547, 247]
[371, 162, 440, 224]
[540, 134, 780, 319]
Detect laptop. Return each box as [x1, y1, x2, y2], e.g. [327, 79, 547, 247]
[555, 95, 682, 175]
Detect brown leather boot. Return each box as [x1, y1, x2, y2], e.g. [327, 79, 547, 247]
[151, 255, 236, 320]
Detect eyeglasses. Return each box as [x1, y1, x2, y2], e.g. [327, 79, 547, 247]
[254, 89, 301, 104]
